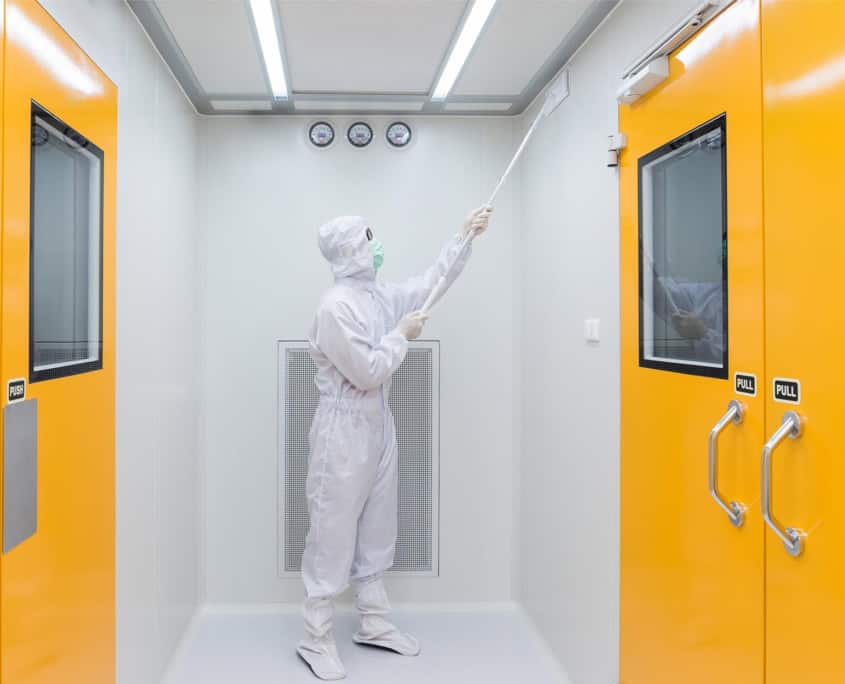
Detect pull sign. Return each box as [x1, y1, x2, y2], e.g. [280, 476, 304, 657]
[773, 378, 800, 405]
[735, 372, 757, 397]
[7, 379, 25, 404]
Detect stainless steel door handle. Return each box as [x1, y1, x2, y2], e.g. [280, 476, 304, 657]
[762, 411, 804, 557]
[709, 400, 747, 528]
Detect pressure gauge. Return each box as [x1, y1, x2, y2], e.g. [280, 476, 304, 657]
[347, 122, 373, 148]
[386, 121, 412, 148]
[309, 121, 335, 148]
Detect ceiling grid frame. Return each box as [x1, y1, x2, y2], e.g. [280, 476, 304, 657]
[127, 0, 620, 116]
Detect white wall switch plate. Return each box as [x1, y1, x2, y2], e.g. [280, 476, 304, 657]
[584, 318, 600, 343]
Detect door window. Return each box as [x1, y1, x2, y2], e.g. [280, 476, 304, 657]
[639, 115, 728, 378]
[30, 102, 103, 381]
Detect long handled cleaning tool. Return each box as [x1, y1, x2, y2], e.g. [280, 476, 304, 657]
[420, 71, 570, 314]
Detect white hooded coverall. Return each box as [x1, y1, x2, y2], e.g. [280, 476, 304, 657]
[302, 216, 471, 599]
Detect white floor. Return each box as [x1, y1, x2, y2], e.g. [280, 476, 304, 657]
[163, 604, 570, 684]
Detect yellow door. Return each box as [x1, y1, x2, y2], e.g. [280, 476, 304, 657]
[619, 2, 765, 681]
[1, 1, 116, 681]
[762, 2, 845, 681]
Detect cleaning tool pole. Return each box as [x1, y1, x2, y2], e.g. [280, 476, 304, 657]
[420, 73, 567, 315]
[419, 109, 545, 315]
[486, 106, 545, 208]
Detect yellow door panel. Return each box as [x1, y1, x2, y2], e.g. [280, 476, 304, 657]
[1, 1, 116, 682]
[0, 2, 3, 673]
[620, 2, 764, 682]
[762, 1, 845, 682]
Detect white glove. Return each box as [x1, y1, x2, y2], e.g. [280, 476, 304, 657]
[396, 311, 429, 341]
[462, 205, 493, 239]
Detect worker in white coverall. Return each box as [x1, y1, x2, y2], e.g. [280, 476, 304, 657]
[298, 207, 492, 680]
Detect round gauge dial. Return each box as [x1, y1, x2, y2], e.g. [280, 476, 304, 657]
[309, 121, 335, 148]
[347, 122, 374, 148]
[386, 121, 412, 148]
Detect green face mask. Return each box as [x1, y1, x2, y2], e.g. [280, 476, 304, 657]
[369, 239, 384, 272]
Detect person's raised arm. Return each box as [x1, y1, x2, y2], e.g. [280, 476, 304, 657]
[389, 206, 491, 316]
[315, 302, 428, 391]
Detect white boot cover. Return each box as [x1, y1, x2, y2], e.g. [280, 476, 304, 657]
[353, 578, 420, 656]
[297, 597, 347, 680]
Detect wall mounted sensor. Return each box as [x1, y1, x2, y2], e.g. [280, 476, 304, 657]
[607, 133, 628, 167]
[616, 57, 669, 105]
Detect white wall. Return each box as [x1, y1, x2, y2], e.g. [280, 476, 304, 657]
[198, 116, 519, 604]
[516, 1, 700, 682]
[36, 2, 201, 683]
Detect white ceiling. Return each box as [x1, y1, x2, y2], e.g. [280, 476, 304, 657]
[454, 0, 592, 96]
[279, 0, 466, 94]
[128, 0, 618, 115]
[156, 0, 268, 95]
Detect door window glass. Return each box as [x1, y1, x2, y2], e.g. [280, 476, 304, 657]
[30, 102, 103, 381]
[639, 115, 728, 378]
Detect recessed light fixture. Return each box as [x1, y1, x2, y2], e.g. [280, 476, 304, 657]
[249, 0, 288, 99]
[432, 0, 497, 101]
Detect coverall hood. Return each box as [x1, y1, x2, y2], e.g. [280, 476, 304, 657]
[318, 215, 375, 281]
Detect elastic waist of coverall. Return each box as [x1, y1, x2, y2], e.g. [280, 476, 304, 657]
[318, 391, 388, 414]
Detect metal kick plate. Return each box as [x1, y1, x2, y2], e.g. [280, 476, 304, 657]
[3, 399, 38, 553]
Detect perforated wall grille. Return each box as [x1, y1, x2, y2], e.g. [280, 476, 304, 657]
[390, 348, 434, 573]
[279, 341, 438, 575]
[283, 348, 320, 573]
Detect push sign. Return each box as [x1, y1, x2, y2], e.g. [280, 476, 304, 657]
[735, 373, 757, 397]
[7, 378, 25, 404]
[773, 378, 800, 405]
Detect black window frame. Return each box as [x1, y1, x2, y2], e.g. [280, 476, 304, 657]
[29, 100, 105, 383]
[637, 113, 729, 380]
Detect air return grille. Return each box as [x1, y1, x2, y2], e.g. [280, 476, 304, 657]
[278, 341, 439, 576]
